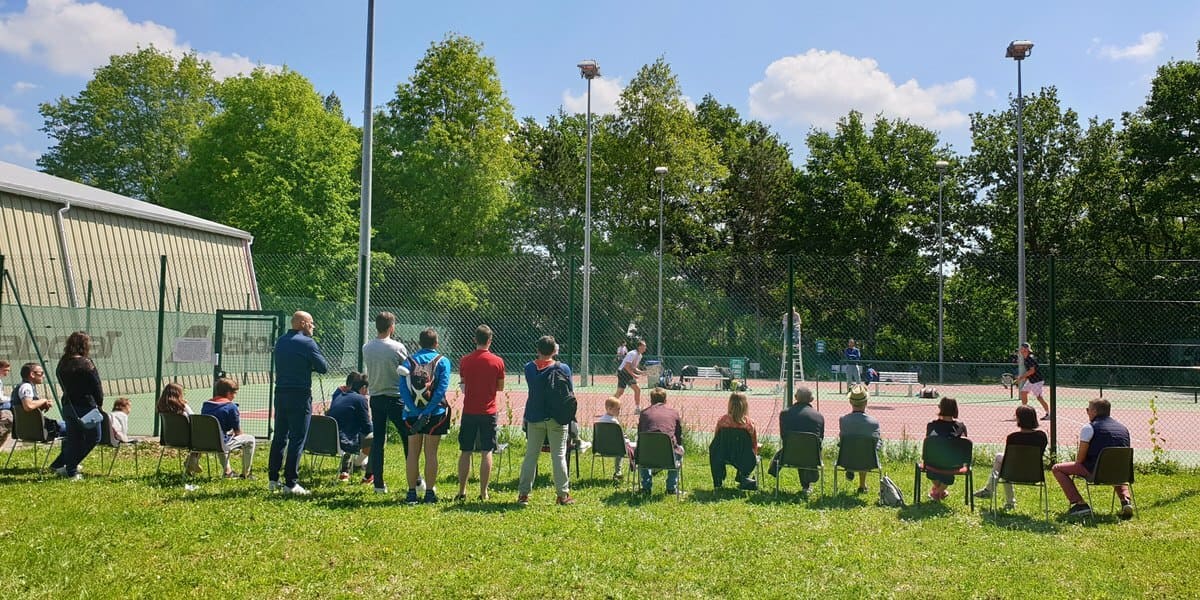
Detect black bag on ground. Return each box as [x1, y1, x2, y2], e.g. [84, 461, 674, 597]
[545, 362, 578, 426]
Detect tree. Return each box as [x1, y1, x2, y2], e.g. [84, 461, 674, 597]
[164, 68, 361, 300]
[373, 34, 521, 256]
[598, 58, 727, 258]
[38, 46, 217, 203]
[509, 112, 595, 256]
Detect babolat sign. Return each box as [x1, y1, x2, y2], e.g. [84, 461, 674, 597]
[0, 306, 270, 380]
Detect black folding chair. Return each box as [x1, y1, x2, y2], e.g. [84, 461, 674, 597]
[1084, 446, 1135, 518]
[4, 405, 59, 476]
[834, 435, 882, 494]
[591, 422, 631, 488]
[155, 412, 192, 482]
[635, 431, 684, 499]
[994, 443, 1049, 520]
[303, 414, 342, 481]
[914, 436, 974, 512]
[773, 431, 824, 498]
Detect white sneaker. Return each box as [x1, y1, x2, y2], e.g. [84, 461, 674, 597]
[184, 484, 199, 492]
[283, 484, 311, 496]
[416, 478, 427, 497]
[54, 466, 68, 477]
[69, 473, 83, 481]
[268, 480, 283, 492]
[374, 486, 389, 495]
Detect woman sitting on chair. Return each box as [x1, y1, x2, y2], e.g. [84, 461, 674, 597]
[711, 392, 760, 490]
[156, 382, 200, 475]
[924, 397, 968, 501]
[974, 405, 1046, 509]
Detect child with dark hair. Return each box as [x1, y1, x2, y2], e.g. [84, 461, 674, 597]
[924, 397, 968, 501]
[974, 405, 1047, 509]
[328, 371, 373, 482]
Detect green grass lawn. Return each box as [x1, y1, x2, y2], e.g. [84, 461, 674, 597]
[2, 436, 1197, 599]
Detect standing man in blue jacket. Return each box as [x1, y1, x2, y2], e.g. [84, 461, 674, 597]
[268, 310, 328, 496]
[399, 328, 451, 504]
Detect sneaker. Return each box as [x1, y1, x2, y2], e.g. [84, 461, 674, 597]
[454, 493, 467, 502]
[517, 494, 530, 507]
[800, 485, 812, 500]
[224, 471, 239, 479]
[973, 488, 993, 499]
[338, 472, 350, 482]
[928, 489, 948, 501]
[268, 480, 283, 492]
[612, 473, 623, 486]
[1003, 501, 1017, 511]
[360, 474, 375, 485]
[69, 473, 84, 481]
[856, 486, 869, 495]
[479, 492, 490, 502]
[240, 472, 255, 480]
[283, 484, 311, 496]
[423, 489, 439, 504]
[416, 478, 427, 497]
[845, 470, 855, 481]
[556, 494, 576, 505]
[738, 478, 759, 491]
[374, 486, 389, 495]
[1066, 503, 1093, 517]
[1119, 501, 1134, 521]
[1041, 413, 1052, 421]
[405, 489, 419, 505]
[54, 466, 68, 478]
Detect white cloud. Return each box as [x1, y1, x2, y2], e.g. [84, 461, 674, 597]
[12, 81, 39, 93]
[1, 141, 40, 162]
[0, 104, 23, 134]
[0, 0, 273, 79]
[1097, 32, 1166, 61]
[748, 49, 976, 131]
[562, 77, 623, 115]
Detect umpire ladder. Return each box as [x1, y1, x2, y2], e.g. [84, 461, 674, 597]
[775, 324, 805, 392]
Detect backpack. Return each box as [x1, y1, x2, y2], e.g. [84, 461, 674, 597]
[407, 354, 445, 407]
[879, 475, 906, 507]
[545, 362, 578, 426]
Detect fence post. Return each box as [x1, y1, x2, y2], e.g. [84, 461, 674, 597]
[84, 279, 93, 333]
[786, 256, 795, 408]
[153, 255, 167, 437]
[567, 255, 577, 373]
[1048, 255, 1057, 455]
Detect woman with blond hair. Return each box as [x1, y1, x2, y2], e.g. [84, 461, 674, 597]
[156, 382, 200, 474]
[711, 391, 760, 490]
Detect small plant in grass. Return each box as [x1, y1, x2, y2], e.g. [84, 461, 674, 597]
[1140, 393, 1180, 475]
[758, 438, 778, 462]
[884, 426, 919, 463]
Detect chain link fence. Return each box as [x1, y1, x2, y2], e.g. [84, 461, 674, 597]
[4, 253, 1197, 464]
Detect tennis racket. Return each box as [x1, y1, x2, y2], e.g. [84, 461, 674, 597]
[1000, 373, 1015, 391]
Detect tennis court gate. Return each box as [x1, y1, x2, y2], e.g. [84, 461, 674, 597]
[213, 310, 285, 438]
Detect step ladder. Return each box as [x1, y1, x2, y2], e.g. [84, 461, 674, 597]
[775, 320, 804, 393]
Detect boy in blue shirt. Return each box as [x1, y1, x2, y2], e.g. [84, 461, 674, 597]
[328, 372, 373, 482]
[201, 377, 257, 478]
[399, 328, 451, 504]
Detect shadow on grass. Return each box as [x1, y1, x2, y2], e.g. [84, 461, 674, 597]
[979, 508, 1061, 533]
[897, 501, 952, 521]
[1148, 488, 1198, 508]
[601, 489, 679, 506]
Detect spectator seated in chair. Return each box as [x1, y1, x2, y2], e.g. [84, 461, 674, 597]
[838, 384, 881, 494]
[327, 371, 373, 482]
[595, 397, 634, 481]
[923, 397, 968, 501]
[200, 377, 257, 479]
[637, 387, 684, 495]
[710, 392, 759, 491]
[769, 386, 825, 496]
[1050, 398, 1134, 519]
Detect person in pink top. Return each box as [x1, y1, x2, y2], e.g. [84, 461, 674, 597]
[456, 325, 506, 502]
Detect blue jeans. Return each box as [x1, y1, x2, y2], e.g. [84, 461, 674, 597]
[640, 452, 683, 492]
[50, 417, 101, 476]
[268, 389, 312, 487]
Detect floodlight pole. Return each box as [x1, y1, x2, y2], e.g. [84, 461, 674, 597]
[1007, 40, 1034, 346]
[355, 0, 376, 371]
[578, 59, 600, 386]
[655, 166, 668, 365]
[935, 160, 949, 384]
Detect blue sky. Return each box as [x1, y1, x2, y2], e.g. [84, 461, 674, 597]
[1, 0, 1198, 168]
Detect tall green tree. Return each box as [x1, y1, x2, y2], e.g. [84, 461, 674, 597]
[373, 34, 520, 256]
[598, 58, 726, 257]
[38, 46, 217, 203]
[164, 68, 361, 299]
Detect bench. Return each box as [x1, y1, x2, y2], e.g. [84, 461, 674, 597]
[873, 371, 920, 396]
[680, 366, 729, 390]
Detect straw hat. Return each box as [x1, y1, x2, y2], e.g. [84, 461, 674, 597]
[848, 384, 869, 409]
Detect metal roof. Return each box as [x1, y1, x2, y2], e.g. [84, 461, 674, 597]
[0, 160, 253, 241]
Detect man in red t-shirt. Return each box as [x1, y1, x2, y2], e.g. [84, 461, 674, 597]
[456, 324, 506, 501]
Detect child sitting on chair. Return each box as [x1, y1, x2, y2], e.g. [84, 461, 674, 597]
[110, 397, 135, 443]
[595, 396, 636, 481]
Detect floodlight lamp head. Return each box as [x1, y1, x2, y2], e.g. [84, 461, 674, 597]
[654, 166, 668, 176]
[577, 59, 600, 79]
[1006, 40, 1034, 60]
[935, 160, 950, 172]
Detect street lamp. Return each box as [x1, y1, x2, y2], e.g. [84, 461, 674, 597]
[654, 166, 668, 364]
[1006, 39, 1033, 346]
[577, 59, 600, 386]
[935, 159, 949, 384]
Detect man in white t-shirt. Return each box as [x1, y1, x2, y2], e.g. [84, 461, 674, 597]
[614, 339, 646, 414]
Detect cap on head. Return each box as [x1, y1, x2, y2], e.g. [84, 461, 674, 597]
[848, 384, 869, 409]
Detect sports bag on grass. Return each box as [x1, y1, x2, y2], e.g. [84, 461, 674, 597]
[879, 475, 906, 507]
[545, 362, 578, 426]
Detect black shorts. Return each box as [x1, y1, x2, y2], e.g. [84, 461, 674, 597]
[617, 369, 637, 389]
[405, 409, 451, 436]
[458, 413, 499, 452]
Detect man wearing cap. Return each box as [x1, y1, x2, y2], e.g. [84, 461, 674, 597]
[1015, 342, 1051, 420]
[838, 384, 881, 494]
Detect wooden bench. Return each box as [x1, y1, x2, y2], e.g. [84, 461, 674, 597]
[680, 366, 729, 390]
[873, 371, 920, 396]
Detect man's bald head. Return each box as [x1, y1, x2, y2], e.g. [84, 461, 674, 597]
[292, 311, 315, 336]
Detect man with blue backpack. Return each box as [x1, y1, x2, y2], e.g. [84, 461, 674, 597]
[399, 328, 451, 505]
